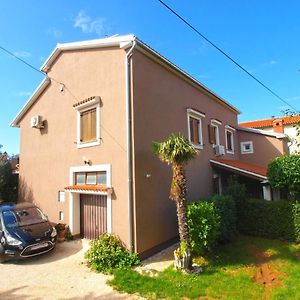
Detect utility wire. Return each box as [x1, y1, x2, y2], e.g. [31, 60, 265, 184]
[157, 0, 298, 112]
[0, 45, 63, 85]
[0, 46, 45, 76]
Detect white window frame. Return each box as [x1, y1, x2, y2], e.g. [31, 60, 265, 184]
[240, 141, 254, 154]
[187, 108, 205, 149]
[75, 98, 101, 149]
[211, 119, 221, 147]
[225, 126, 235, 154]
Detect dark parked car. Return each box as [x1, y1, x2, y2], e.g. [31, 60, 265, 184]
[0, 202, 57, 262]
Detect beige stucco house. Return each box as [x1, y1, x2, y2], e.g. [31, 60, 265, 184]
[11, 35, 288, 257]
[239, 115, 300, 154]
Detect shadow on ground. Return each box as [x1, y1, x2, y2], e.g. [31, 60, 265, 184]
[2, 239, 84, 266]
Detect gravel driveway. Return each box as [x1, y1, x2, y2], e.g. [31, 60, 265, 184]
[0, 240, 135, 300]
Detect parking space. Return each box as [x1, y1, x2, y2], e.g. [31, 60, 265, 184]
[0, 240, 134, 300]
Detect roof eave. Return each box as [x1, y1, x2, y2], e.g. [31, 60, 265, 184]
[41, 34, 136, 72]
[210, 159, 267, 181]
[237, 126, 287, 139]
[10, 77, 51, 128]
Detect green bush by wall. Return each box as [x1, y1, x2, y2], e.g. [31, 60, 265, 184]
[187, 195, 238, 254]
[238, 198, 300, 242]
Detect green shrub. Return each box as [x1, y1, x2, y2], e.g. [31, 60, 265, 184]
[210, 195, 237, 243]
[84, 233, 140, 274]
[267, 155, 300, 197]
[238, 199, 300, 242]
[187, 201, 220, 253]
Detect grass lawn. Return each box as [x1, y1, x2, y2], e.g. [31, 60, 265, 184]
[109, 236, 300, 300]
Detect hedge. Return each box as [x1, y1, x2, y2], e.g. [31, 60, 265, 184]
[237, 198, 300, 242]
[187, 195, 237, 254]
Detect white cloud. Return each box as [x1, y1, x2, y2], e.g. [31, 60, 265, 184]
[47, 27, 63, 39]
[16, 91, 32, 97]
[74, 10, 107, 36]
[13, 51, 32, 58]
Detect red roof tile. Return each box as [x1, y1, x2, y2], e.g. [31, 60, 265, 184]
[65, 185, 111, 192]
[73, 96, 98, 108]
[239, 115, 300, 128]
[210, 158, 267, 178]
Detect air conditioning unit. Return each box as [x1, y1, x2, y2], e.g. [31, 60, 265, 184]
[30, 115, 44, 129]
[214, 145, 225, 156]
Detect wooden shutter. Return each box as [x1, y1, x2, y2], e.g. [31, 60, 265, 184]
[80, 111, 89, 142]
[90, 109, 96, 141]
[190, 117, 200, 144]
[80, 108, 96, 142]
[208, 125, 215, 144]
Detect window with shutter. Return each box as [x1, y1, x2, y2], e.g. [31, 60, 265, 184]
[187, 109, 205, 149]
[74, 97, 100, 149]
[80, 108, 96, 143]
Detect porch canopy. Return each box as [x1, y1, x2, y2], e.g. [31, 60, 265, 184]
[210, 158, 267, 182]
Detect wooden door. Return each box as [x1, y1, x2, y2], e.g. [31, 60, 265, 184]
[80, 194, 107, 239]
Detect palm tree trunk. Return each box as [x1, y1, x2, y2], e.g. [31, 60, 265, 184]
[171, 164, 190, 245]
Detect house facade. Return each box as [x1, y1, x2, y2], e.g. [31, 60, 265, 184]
[11, 35, 288, 257]
[240, 115, 300, 154]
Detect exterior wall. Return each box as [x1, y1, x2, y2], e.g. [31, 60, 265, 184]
[237, 130, 288, 167]
[131, 49, 239, 254]
[284, 125, 299, 153]
[18, 47, 131, 246]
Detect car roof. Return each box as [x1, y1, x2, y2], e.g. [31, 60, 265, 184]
[0, 202, 36, 212]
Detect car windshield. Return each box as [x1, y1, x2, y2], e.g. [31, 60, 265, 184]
[2, 207, 48, 228]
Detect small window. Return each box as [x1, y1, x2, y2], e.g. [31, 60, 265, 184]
[59, 211, 64, 221]
[97, 171, 107, 186]
[75, 171, 107, 186]
[187, 109, 205, 149]
[241, 141, 254, 154]
[58, 191, 65, 202]
[225, 129, 234, 154]
[86, 173, 97, 185]
[76, 173, 85, 185]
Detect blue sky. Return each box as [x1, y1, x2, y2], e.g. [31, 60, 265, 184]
[1, 0, 300, 154]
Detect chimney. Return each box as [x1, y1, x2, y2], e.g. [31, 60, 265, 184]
[272, 118, 284, 133]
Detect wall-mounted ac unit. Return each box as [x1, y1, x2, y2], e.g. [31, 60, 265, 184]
[30, 115, 44, 129]
[214, 145, 225, 156]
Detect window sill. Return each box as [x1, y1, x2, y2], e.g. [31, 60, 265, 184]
[241, 151, 254, 155]
[192, 144, 204, 150]
[77, 140, 101, 149]
[226, 150, 234, 155]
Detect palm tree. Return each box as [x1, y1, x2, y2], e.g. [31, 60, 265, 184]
[153, 134, 197, 268]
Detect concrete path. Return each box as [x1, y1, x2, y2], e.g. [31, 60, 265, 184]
[0, 240, 136, 300]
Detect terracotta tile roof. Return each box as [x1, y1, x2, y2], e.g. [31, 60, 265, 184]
[73, 96, 98, 108]
[210, 158, 267, 179]
[65, 185, 111, 192]
[239, 115, 300, 128]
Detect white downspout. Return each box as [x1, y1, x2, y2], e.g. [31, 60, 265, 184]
[125, 39, 136, 253]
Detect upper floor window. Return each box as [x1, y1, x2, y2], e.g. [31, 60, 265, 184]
[187, 108, 205, 149]
[209, 119, 221, 146]
[240, 141, 254, 154]
[73, 97, 101, 149]
[225, 125, 235, 154]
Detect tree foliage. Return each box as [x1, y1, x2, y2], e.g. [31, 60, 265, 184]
[0, 145, 18, 202]
[267, 154, 300, 195]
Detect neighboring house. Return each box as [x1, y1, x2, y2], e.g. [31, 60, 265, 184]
[10, 35, 288, 257]
[239, 115, 300, 154]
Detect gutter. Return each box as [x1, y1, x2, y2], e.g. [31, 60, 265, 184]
[124, 39, 136, 253]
